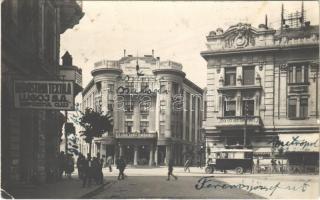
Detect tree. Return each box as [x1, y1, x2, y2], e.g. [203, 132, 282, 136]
[79, 108, 113, 156]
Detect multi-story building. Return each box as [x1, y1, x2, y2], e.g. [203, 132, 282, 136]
[201, 6, 319, 172]
[81, 51, 204, 166]
[1, 0, 83, 187]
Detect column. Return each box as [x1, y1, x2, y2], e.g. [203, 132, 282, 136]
[119, 145, 124, 157]
[154, 146, 158, 166]
[165, 82, 172, 138]
[149, 144, 154, 166]
[134, 145, 138, 166]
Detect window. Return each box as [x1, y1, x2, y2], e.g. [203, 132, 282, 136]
[288, 63, 309, 84]
[108, 101, 114, 112]
[288, 99, 297, 118]
[125, 121, 133, 133]
[225, 67, 236, 86]
[160, 100, 166, 111]
[107, 84, 114, 94]
[141, 82, 149, 91]
[242, 100, 254, 116]
[124, 101, 134, 112]
[242, 66, 255, 85]
[300, 98, 308, 118]
[172, 82, 180, 95]
[224, 101, 236, 117]
[140, 101, 150, 113]
[140, 122, 149, 133]
[125, 82, 134, 92]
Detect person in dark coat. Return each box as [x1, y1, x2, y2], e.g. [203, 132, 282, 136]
[167, 158, 178, 181]
[58, 151, 66, 180]
[116, 156, 126, 180]
[77, 154, 85, 180]
[82, 155, 92, 188]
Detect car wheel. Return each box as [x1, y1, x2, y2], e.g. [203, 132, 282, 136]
[205, 166, 214, 174]
[235, 166, 244, 174]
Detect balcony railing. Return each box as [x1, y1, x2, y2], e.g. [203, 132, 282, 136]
[216, 116, 261, 127]
[94, 60, 121, 69]
[115, 132, 157, 139]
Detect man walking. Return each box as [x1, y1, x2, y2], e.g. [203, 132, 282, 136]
[106, 155, 113, 172]
[167, 158, 178, 181]
[116, 156, 126, 180]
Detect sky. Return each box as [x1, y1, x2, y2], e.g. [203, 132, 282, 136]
[60, 1, 319, 91]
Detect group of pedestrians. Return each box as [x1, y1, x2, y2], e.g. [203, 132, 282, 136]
[77, 153, 104, 187]
[57, 151, 75, 180]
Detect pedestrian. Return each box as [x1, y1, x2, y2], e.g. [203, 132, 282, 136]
[278, 160, 283, 174]
[184, 159, 191, 173]
[58, 151, 66, 180]
[82, 154, 92, 188]
[65, 154, 74, 179]
[98, 156, 104, 184]
[116, 156, 126, 180]
[167, 158, 178, 181]
[106, 155, 113, 172]
[77, 154, 85, 180]
[271, 159, 277, 173]
[92, 157, 99, 184]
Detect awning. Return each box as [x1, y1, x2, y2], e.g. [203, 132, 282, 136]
[253, 147, 272, 156]
[278, 133, 319, 152]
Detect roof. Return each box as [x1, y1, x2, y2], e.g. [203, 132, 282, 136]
[275, 25, 319, 40]
[183, 78, 204, 94]
[82, 78, 94, 97]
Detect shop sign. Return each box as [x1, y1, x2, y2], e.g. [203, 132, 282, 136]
[14, 80, 74, 110]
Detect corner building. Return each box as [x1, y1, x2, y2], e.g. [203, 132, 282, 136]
[81, 53, 204, 166]
[201, 16, 319, 172]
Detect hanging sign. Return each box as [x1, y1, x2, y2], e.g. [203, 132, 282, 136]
[14, 80, 74, 110]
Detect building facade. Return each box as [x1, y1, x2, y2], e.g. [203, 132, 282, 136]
[1, 0, 83, 188]
[201, 9, 319, 172]
[81, 52, 204, 166]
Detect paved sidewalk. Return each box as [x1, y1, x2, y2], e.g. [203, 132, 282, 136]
[3, 174, 108, 199]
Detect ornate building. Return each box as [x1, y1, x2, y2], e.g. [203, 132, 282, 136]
[201, 6, 319, 172]
[81, 52, 204, 166]
[1, 0, 83, 188]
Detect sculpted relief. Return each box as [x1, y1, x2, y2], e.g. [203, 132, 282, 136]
[225, 23, 256, 49]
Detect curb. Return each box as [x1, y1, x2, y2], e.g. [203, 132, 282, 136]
[79, 182, 109, 199]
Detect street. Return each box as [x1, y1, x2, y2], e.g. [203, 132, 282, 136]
[90, 167, 319, 199]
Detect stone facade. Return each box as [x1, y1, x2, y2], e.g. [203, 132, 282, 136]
[201, 20, 319, 172]
[1, 0, 83, 187]
[81, 54, 204, 166]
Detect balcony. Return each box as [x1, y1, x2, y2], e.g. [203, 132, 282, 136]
[216, 116, 262, 128]
[115, 132, 157, 139]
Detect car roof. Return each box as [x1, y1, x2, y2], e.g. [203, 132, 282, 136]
[212, 149, 253, 153]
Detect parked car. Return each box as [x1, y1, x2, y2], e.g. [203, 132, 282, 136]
[205, 149, 253, 174]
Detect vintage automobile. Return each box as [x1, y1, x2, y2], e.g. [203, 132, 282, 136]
[205, 149, 253, 174]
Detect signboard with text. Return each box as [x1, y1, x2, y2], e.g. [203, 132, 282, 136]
[14, 80, 75, 110]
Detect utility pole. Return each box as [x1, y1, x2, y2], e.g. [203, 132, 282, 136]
[244, 101, 248, 148]
[65, 110, 68, 153]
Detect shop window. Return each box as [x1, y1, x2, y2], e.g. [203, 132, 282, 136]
[225, 67, 236, 86]
[242, 66, 255, 85]
[224, 100, 236, 117]
[125, 121, 133, 133]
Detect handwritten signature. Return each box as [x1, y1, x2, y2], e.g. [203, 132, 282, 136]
[270, 136, 319, 150]
[195, 176, 311, 196]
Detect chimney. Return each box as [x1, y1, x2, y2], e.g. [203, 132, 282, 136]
[124, 49, 126, 57]
[152, 49, 154, 57]
[265, 14, 268, 28]
[62, 51, 72, 66]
